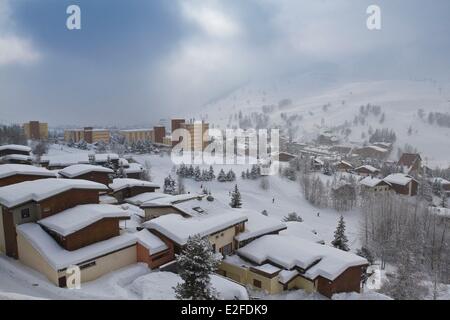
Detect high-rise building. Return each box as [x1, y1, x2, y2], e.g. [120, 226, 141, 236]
[23, 121, 48, 140]
[180, 121, 210, 151]
[64, 127, 110, 144]
[171, 118, 185, 146]
[119, 129, 153, 143]
[153, 126, 166, 144]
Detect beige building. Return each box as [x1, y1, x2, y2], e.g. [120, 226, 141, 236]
[120, 129, 153, 143]
[16, 224, 137, 287]
[64, 127, 110, 144]
[180, 121, 210, 151]
[23, 121, 48, 140]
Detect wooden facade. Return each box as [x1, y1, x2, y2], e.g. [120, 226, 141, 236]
[136, 240, 174, 269]
[390, 180, 418, 196]
[316, 265, 365, 298]
[59, 171, 111, 185]
[0, 174, 52, 188]
[1, 188, 102, 258]
[43, 217, 126, 251]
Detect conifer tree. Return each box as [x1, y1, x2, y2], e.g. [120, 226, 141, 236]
[331, 215, 350, 251]
[174, 235, 220, 300]
[230, 184, 242, 208]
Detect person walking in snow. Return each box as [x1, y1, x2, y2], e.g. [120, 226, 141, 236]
[272, 197, 275, 203]
[317, 212, 320, 217]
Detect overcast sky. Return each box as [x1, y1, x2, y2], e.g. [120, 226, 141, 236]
[1, 0, 449, 127]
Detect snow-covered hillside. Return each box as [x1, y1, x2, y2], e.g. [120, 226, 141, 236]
[200, 76, 450, 168]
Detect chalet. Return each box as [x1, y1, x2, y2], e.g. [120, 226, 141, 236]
[383, 173, 418, 196]
[139, 193, 202, 220]
[0, 144, 31, 157]
[0, 178, 108, 258]
[109, 178, 160, 203]
[38, 204, 130, 251]
[220, 235, 368, 298]
[433, 178, 450, 194]
[397, 153, 422, 175]
[359, 176, 391, 193]
[353, 146, 388, 160]
[16, 223, 136, 287]
[143, 213, 248, 255]
[311, 158, 324, 171]
[354, 165, 380, 177]
[329, 145, 352, 155]
[334, 160, 353, 172]
[59, 164, 114, 185]
[135, 229, 174, 269]
[0, 145, 32, 164]
[0, 164, 56, 187]
[124, 163, 145, 180]
[372, 142, 393, 151]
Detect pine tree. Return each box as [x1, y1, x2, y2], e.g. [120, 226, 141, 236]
[331, 216, 349, 251]
[208, 166, 215, 180]
[230, 184, 242, 208]
[174, 235, 220, 300]
[217, 169, 227, 182]
[164, 175, 176, 194]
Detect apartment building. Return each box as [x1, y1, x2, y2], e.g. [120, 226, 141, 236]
[180, 121, 210, 151]
[64, 127, 110, 144]
[23, 121, 48, 140]
[119, 129, 153, 143]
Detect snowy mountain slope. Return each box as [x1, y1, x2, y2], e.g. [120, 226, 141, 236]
[200, 76, 450, 168]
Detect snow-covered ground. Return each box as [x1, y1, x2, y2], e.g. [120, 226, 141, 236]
[133, 153, 362, 248]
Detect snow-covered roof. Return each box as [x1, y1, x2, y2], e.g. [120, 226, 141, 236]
[251, 264, 281, 275]
[109, 178, 160, 192]
[124, 163, 144, 174]
[238, 235, 368, 281]
[0, 154, 32, 162]
[94, 153, 119, 162]
[367, 146, 388, 153]
[125, 192, 170, 206]
[278, 270, 299, 284]
[59, 164, 114, 178]
[339, 160, 353, 167]
[359, 176, 390, 188]
[0, 164, 56, 179]
[0, 144, 31, 152]
[141, 193, 201, 207]
[171, 197, 230, 217]
[99, 194, 119, 205]
[235, 210, 286, 242]
[16, 223, 136, 270]
[433, 177, 450, 186]
[135, 229, 168, 255]
[143, 213, 248, 246]
[0, 178, 108, 208]
[118, 158, 130, 167]
[41, 153, 90, 167]
[120, 128, 153, 132]
[355, 165, 379, 173]
[383, 173, 415, 186]
[279, 222, 324, 244]
[38, 204, 129, 236]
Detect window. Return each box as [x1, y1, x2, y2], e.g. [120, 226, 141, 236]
[221, 243, 233, 256]
[21, 208, 31, 220]
[193, 207, 204, 214]
[253, 279, 262, 288]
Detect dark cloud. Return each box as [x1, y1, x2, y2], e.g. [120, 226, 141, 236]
[1, 0, 449, 126]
